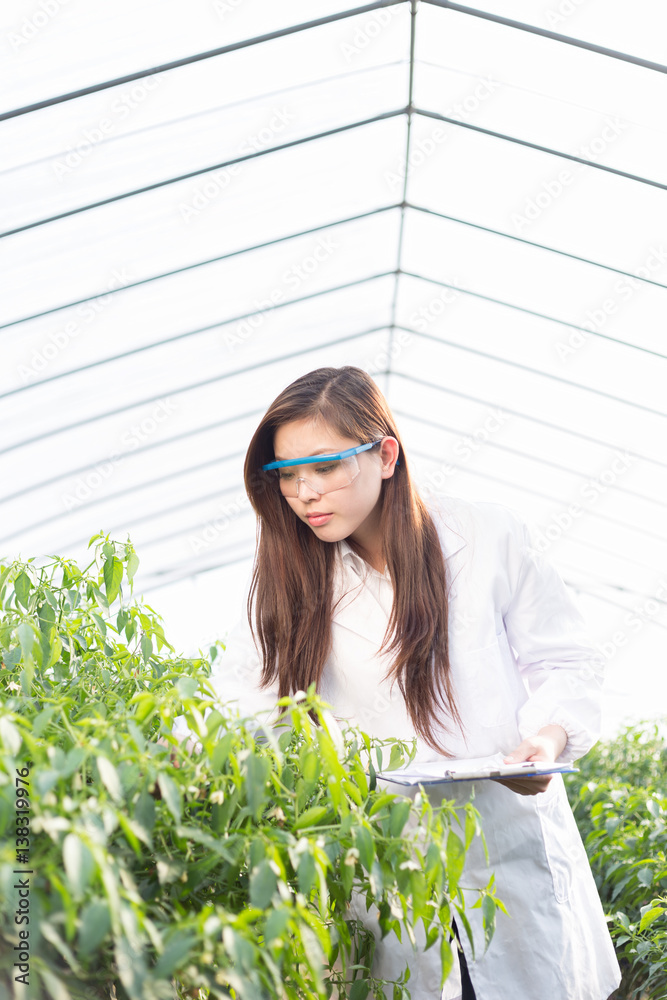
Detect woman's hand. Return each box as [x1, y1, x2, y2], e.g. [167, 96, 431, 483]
[495, 724, 568, 796]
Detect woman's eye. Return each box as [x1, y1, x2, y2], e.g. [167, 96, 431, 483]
[315, 464, 336, 475]
[278, 471, 294, 480]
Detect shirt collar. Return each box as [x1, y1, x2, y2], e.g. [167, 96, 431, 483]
[338, 539, 391, 581]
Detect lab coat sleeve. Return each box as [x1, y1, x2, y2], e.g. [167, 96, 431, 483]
[171, 578, 282, 749]
[500, 510, 605, 762]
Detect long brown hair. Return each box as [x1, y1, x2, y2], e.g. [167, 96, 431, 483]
[243, 366, 461, 754]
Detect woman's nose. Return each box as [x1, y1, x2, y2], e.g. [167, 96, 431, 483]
[297, 478, 323, 500]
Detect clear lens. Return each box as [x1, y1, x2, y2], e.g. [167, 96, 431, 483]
[270, 454, 361, 497]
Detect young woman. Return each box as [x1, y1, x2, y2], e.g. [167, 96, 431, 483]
[175, 365, 621, 1000]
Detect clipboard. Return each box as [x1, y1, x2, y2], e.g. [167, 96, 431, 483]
[375, 752, 578, 786]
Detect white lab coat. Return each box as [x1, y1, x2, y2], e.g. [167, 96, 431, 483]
[177, 497, 621, 1000]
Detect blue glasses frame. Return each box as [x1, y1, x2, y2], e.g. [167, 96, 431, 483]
[262, 439, 382, 471]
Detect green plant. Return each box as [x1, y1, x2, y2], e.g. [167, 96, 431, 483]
[0, 535, 502, 1000]
[566, 722, 667, 1000]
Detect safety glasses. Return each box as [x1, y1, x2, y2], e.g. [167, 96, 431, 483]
[262, 440, 382, 498]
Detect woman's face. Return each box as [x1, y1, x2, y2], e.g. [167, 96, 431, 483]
[272, 418, 398, 549]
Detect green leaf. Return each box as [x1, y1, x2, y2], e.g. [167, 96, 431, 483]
[153, 931, 197, 979]
[97, 756, 123, 803]
[40, 967, 73, 1000]
[78, 899, 111, 956]
[298, 851, 317, 896]
[157, 772, 182, 823]
[14, 570, 32, 609]
[340, 853, 355, 895]
[637, 867, 654, 888]
[3, 645, 22, 668]
[90, 612, 107, 636]
[465, 807, 477, 849]
[446, 830, 465, 892]
[118, 812, 150, 854]
[369, 859, 384, 896]
[157, 858, 184, 884]
[294, 805, 330, 830]
[37, 602, 56, 633]
[482, 894, 496, 947]
[141, 633, 153, 663]
[0, 717, 22, 755]
[103, 556, 123, 604]
[47, 634, 62, 668]
[639, 906, 665, 932]
[33, 705, 57, 737]
[388, 742, 405, 770]
[389, 799, 411, 837]
[349, 980, 369, 1000]
[176, 676, 198, 700]
[250, 860, 278, 908]
[354, 824, 375, 872]
[135, 788, 156, 833]
[63, 833, 95, 897]
[245, 753, 270, 818]
[264, 906, 290, 943]
[212, 732, 234, 773]
[204, 709, 224, 738]
[16, 621, 36, 662]
[126, 550, 140, 584]
[132, 692, 155, 722]
[440, 934, 454, 988]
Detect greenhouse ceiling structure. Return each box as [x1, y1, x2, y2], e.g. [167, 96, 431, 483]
[1, 0, 666, 725]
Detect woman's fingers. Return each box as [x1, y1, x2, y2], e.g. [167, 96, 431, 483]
[499, 735, 556, 794]
[503, 737, 543, 764]
[494, 774, 553, 796]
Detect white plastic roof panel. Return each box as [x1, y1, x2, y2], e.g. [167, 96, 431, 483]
[459, 0, 667, 65]
[1, 0, 666, 731]
[2, 0, 395, 110]
[415, 5, 667, 183]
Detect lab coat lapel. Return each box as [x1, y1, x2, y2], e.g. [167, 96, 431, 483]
[331, 550, 390, 650]
[331, 515, 468, 646]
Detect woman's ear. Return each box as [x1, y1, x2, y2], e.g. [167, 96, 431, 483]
[379, 436, 400, 478]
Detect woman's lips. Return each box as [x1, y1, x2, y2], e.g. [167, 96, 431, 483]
[307, 513, 333, 525]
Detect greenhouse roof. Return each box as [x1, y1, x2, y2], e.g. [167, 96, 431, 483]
[1, 0, 666, 726]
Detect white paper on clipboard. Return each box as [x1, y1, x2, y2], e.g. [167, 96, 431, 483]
[376, 751, 578, 786]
